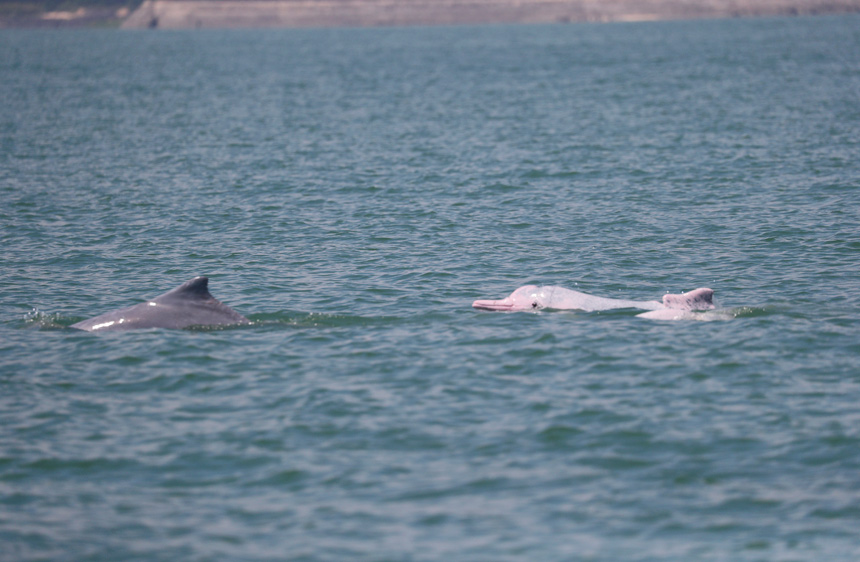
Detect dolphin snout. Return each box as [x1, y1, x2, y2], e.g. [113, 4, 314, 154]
[472, 299, 514, 311]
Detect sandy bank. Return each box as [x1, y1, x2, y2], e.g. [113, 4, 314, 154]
[121, 0, 860, 29]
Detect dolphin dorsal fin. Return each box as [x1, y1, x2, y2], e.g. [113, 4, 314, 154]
[161, 276, 214, 301]
[662, 288, 714, 310]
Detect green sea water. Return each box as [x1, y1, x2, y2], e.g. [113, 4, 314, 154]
[1, 15, 859, 560]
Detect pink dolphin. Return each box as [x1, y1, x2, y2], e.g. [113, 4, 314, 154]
[472, 285, 715, 316]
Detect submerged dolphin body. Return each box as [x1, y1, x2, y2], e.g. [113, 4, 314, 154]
[472, 285, 715, 318]
[71, 276, 250, 332]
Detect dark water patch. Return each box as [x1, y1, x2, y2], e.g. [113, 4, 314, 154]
[538, 424, 584, 446]
[21, 457, 142, 477]
[246, 468, 308, 488]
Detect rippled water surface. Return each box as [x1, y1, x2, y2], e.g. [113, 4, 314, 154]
[2, 15, 859, 561]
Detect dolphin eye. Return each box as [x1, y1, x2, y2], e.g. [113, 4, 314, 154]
[532, 301, 538, 308]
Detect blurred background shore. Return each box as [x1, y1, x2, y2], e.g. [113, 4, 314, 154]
[2, 0, 859, 29]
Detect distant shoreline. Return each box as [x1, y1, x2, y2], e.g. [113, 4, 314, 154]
[1, 0, 859, 29]
[0, 5, 132, 28]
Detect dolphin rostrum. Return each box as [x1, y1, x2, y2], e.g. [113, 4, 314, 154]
[472, 285, 715, 317]
[71, 276, 250, 332]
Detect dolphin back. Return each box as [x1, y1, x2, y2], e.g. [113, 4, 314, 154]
[71, 276, 249, 332]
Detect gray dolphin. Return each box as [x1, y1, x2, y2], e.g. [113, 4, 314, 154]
[71, 276, 250, 332]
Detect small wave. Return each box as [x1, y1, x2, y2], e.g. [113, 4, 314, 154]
[246, 312, 404, 330]
[21, 308, 72, 330]
[19, 310, 407, 333]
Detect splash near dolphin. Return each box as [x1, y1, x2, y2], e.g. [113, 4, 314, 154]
[472, 285, 715, 319]
[71, 276, 250, 332]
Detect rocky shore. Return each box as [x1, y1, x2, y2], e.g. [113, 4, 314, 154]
[121, 0, 860, 28]
[0, 6, 132, 28]
[1, 0, 858, 28]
